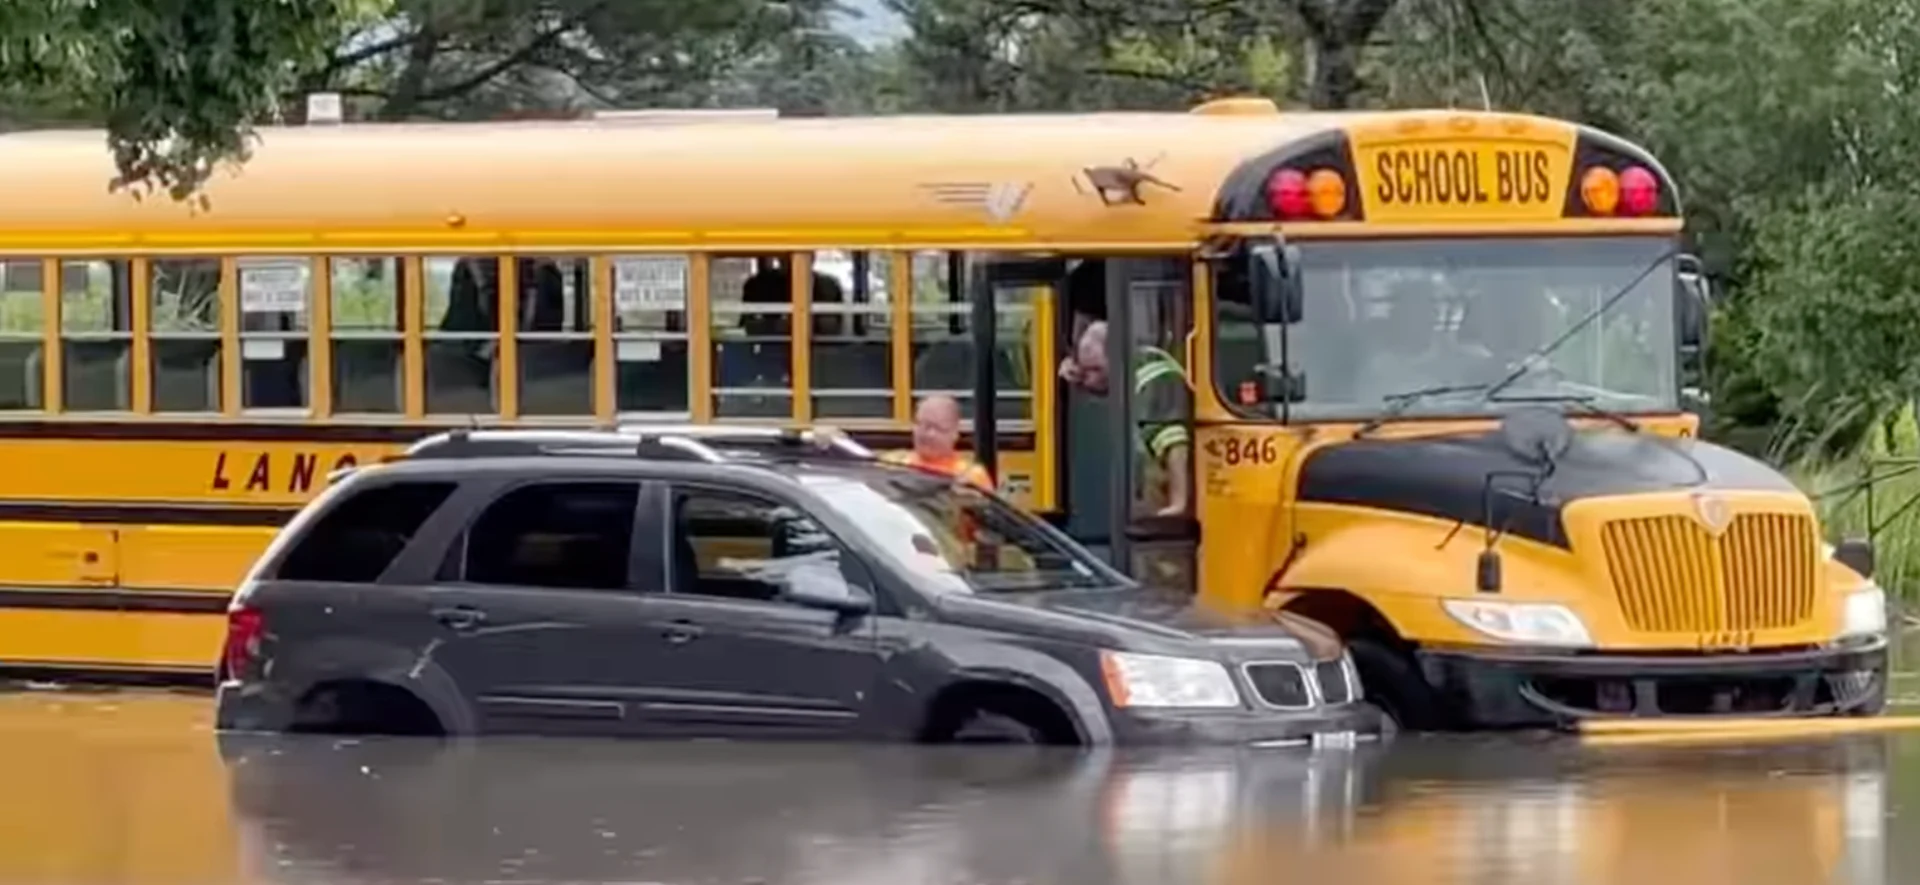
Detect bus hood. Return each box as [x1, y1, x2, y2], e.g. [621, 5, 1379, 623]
[1294, 429, 1799, 548]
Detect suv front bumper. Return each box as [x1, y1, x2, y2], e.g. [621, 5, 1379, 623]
[1110, 702, 1390, 746]
[1418, 635, 1889, 728]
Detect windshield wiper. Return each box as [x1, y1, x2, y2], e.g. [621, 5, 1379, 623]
[1353, 383, 1494, 438]
[1488, 392, 1640, 432]
[1481, 247, 1681, 403]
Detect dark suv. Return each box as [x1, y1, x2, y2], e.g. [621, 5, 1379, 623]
[214, 427, 1386, 747]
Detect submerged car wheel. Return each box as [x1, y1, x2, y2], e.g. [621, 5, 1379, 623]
[1349, 638, 1447, 732]
[949, 708, 1054, 744]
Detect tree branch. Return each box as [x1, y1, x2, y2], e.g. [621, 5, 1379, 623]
[416, 2, 611, 102]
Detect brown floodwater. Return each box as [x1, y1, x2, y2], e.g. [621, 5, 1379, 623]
[2, 683, 1917, 885]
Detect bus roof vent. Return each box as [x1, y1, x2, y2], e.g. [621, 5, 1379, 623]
[305, 92, 345, 125]
[1190, 96, 1280, 117]
[590, 108, 780, 124]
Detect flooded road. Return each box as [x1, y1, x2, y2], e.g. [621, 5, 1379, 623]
[2, 689, 1916, 885]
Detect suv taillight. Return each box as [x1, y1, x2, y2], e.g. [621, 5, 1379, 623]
[221, 605, 264, 681]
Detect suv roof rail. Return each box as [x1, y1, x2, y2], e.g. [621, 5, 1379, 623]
[401, 426, 876, 464]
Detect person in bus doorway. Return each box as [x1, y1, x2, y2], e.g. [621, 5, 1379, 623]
[1063, 318, 1191, 518]
[816, 395, 994, 491]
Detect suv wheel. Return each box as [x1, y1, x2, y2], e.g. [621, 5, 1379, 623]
[949, 708, 1053, 743]
[1349, 637, 1447, 732]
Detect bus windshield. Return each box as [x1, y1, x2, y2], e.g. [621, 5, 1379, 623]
[1216, 236, 1680, 421]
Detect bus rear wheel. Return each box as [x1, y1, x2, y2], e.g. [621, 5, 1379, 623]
[1349, 637, 1448, 732]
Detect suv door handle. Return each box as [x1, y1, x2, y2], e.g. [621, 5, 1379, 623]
[662, 620, 703, 645]
[432, 605, 488, 631]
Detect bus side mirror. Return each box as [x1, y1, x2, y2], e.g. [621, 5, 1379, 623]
[1676, 255, 1712, 351]
[1249, 242, 1303, 325]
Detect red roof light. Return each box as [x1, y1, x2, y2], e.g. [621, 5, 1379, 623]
[1266, 169, 1311, 219]
[1619, 165, 1659, 216]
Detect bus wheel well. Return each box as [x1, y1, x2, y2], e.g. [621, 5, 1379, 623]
[918, 680, 1082, 746]
[1281, 589, 1402, 645]
[290, 679, 444, 737]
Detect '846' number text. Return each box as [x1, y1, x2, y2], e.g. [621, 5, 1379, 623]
[1205, 434, 1280, 466]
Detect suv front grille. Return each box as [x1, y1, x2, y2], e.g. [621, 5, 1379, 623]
[1314, 660, 1354, 705]
[1242, 662, 1312, 709]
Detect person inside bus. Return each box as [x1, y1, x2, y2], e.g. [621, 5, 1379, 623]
[1353, 278, 1481, 403]
[815, 394, 994, 491]
[429, 258, 499, 412]
[1066, 318, 1190, 518]
[719, 261, 849, 414]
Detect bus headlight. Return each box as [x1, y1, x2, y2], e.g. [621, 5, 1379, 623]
[1442, 600, 1593, 648]
[1841, 586, 1888, 639]
[1100, 651, 1241, 708]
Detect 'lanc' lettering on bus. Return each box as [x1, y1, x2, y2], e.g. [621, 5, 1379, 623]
[1373, 148, 1552, 206]
[210, 451, 360, 494]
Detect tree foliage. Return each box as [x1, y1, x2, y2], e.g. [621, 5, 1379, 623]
[0, 0, 383, 199]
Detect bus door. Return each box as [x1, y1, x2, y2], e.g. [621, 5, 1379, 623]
[1100, 257, 1197, 590]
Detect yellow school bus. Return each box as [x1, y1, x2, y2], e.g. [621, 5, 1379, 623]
[0, 99, 1887, 729]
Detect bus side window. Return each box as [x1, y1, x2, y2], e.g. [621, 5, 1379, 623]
[0, 259, 43, 411]
[149, 258, 223, 413]
[611, 253, 691, 416]
[514, 255, 592, 416]
[711, 255, 794, 419]
[810, 249, 892, 419]
[59, 259, 132, 412]
[237, 257, 312, 413]
[424, 256, 500, 415]
[330, 256, 405, 414]
[908, 251, 1030, 422]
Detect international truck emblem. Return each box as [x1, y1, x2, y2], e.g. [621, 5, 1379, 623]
[1691, 492, 1732, 536]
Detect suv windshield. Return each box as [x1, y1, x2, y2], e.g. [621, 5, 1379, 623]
[1216, 236, 1679, 420]
[800, 473, 1119, 594]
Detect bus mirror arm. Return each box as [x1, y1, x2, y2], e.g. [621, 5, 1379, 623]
[1248, 240, 1304, 325]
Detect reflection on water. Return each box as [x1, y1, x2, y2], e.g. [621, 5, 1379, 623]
[0, 688, 1910, 884]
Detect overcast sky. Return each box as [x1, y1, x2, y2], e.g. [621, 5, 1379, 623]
[836, 0, 907, 45]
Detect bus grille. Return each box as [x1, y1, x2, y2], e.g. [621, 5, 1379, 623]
[1599, 513, 1818, 635]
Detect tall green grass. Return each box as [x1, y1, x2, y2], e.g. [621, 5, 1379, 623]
[1789, 404, 1920, 599]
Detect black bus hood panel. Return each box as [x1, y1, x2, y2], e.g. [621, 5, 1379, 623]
[1295, 430, 1797, 548]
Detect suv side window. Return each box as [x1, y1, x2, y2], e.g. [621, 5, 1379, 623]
[460, 481, 640, 591]
[670, 488, 853, 602]
[277, 481, 457, 583]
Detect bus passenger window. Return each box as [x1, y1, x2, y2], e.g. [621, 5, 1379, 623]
[612, 253, 691, 415]
[149, 258, 223, 413]
[330, 257, 405, 414]
[423, 256, 500, 415]
[237, 257, 312, 412]
[711, 255, 794, 419]
[515, 255, 592, 416]
[811, 250, 892, 419]
[59, 259, 132, 412]
[0, 260, 43, 411]
[908, 251, 1031, 422]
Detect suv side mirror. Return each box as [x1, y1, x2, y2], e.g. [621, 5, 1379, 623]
[780, 561, 874, 615]
[1248, 241, 1304, 325]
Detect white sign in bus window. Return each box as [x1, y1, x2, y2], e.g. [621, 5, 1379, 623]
[614, 256, 688, 313]
[239, 261, 309, 314]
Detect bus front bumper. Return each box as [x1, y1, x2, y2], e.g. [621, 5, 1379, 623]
[1417, 635, 1889, 728]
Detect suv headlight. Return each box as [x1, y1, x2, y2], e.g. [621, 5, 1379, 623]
[1442, 600, 1593, 648]
[1099, 650, 1241, 709]
[1841, 585, 1888, 639]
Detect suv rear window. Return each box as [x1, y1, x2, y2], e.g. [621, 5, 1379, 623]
[276, 481, 457, 583]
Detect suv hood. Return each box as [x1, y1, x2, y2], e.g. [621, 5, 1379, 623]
[936, 588, 1343, 660]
